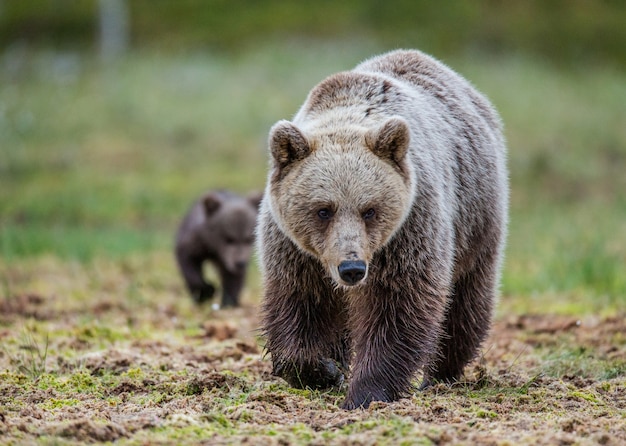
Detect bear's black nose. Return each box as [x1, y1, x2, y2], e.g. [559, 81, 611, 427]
[338, 260, 367, 285]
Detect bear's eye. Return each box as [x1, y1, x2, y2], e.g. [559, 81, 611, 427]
[317, 208, 334, 220]
[362, 208, 376, 220]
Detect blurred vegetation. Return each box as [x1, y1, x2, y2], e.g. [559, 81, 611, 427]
[1, 2, 625, 314]
[2, 0, 625, 68]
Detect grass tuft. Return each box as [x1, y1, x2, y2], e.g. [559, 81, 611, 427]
[4, 327, 50, 380]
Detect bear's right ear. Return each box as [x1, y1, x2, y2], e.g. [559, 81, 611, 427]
[203, 193, 221, 216]
[269, 120, 311, 170]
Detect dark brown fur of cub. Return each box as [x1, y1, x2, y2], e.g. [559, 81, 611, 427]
[175, 190, 261, 307]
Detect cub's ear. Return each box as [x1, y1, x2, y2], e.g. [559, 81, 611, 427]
[269, 120, 311, 170]
[203, 192, 221, 216]
[247, 191, 264, 210]
[366, 117, 410, 170]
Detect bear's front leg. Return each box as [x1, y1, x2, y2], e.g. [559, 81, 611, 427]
[262, 261, 349, 390]
[342, 282, 446, 410]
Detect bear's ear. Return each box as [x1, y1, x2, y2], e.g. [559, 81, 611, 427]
[246, 191, 264, 210]
[203, 193, 221, 216]
[366, 117, 410, 169]
[269, 120, 311, 170]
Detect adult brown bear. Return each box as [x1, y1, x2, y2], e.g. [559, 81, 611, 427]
[257, 49, 508, 409]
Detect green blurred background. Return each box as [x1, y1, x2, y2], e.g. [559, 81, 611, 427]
[1, 0, 625, 314]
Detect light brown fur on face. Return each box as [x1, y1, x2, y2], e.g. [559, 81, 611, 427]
[257, 49, 508, 410]
[268, 124, 411, 286]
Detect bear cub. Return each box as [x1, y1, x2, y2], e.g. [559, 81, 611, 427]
[257, 49, 509, 409]
[175, 190, 261, 308]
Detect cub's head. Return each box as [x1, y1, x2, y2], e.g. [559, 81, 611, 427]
[267, 117, 414, 287]
[201, 191, 262, 275]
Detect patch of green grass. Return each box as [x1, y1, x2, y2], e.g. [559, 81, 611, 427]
[121, 367, 146, 381]
[568, 390, 601, 405]
[0, 370, 30, 387]
[335, 416, 433, 445]
[475, 408, 498, 419]
[501, 202, 626, 315]
[1, 222, 168, 262]
[146, 422, 233, 443]
[40, 397, 81, 410]
[66, 369, 98, 391]
[541, 347, 626, 381]
[34, 369, 103, 394]
[601, 362, 626, 380]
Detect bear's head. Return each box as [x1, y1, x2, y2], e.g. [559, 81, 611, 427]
[267, 117, 414, 287]
[201, 191, 262, 275]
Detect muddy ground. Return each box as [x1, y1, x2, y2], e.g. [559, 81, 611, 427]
[0, 260, 624, 445]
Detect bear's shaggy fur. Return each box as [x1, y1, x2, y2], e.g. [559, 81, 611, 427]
[257, 49, 508, 409]
[175, 190, 261, 308]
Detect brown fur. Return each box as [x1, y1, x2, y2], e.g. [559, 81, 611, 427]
[257, 49, 508, 409]
[175, 190, 262, 308]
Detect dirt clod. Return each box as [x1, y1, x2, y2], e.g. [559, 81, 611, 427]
[52, 418, 128, 442]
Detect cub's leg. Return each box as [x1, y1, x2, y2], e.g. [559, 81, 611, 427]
[175, 251, 215, 304]
[219, 267, 245, 308]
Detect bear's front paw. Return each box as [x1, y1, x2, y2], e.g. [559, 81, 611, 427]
[275, 358, 345, 390]
[192, 283, 216, 304]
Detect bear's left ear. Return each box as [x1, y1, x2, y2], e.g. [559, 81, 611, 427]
[247, 191, 264, 210]
[203, 193, 221, 216]
[366, 117, 410, 172]
[269, 120, 311, 170]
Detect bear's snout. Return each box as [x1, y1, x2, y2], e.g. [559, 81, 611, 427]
[337, 260, 367, 285]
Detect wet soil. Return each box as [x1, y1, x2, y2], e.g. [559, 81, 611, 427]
[0, 273, 624, 445]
